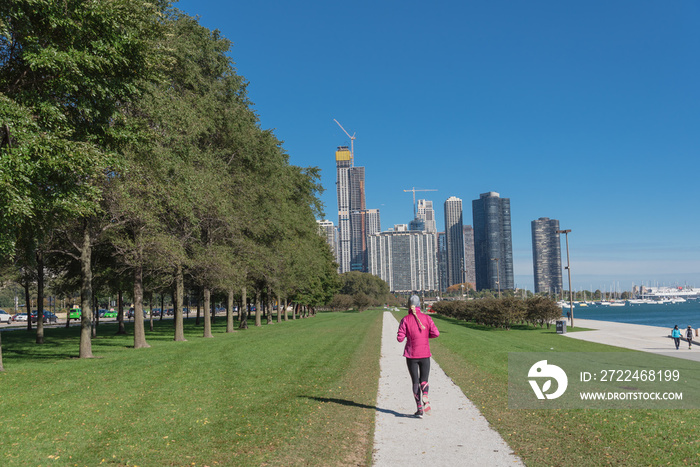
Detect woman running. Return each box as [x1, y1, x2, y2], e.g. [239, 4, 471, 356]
[397, 295, 440, 418]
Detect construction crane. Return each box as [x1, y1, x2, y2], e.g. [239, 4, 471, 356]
[333, 119, 356, 166]
[403, 187, 438, 219]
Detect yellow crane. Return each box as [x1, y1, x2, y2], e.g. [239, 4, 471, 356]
[403, 187, 437, 219]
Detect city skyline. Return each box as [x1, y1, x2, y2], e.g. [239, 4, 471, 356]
[175, 1, 700, 292]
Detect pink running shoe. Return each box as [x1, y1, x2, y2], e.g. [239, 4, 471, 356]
[423, 394, 431, 413]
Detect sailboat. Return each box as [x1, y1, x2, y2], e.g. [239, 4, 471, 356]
[609, 282, 626, 306]
[599, 286, 611, 305]
[578, 290, 589, 307]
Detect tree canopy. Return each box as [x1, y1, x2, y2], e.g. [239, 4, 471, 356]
[0, 2, 340, 359]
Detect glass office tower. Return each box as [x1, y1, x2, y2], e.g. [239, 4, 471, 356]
[531, 217, 563, 294]
[472, 192, 514, 291]
[444, 196, 465, 287]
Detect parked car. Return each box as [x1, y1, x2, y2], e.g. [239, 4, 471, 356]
[102, 309, 117, 318]
[97, 309, 117, 318]
[0, 309, 12, 323]
[31, 310, 58, 324]
[69, 307, 81, 319]
[12, 312, 28, 322]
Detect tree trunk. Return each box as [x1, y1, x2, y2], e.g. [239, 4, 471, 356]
[293, 302, 298, 320]
[203, 287, 213, 338]
[24, 279, 32, 332]
[133, 261, 150, 349]
[160, 293, 165, 321]
[255, 290, 262, 327]
[239, 285, 248, 329]
[79, 225, 93, 358]
[116, 290, 126, 335]
[277, 293, 282, 323]
[283, 297, 288, 321]
[266, 292, 272, 325]
[36, 250, 45, 344]
[174, 265, 186, 341]
[226, 288, 235, 333]
[0, 331, 3, 371]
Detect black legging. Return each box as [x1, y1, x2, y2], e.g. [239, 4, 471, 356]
[406, 357, 430, 408]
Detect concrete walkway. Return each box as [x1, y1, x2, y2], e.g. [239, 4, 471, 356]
[372, 311, 523, 466]
[564, 318, 700, 362]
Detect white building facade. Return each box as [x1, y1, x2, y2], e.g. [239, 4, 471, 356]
[368, 230, 438, 293]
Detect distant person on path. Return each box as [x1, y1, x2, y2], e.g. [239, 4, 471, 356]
[397, 295, 439, 418]
[686, 325, 693, 349]
[671, 325, 681, 350]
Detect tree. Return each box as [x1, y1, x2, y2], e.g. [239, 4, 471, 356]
[526, 296, 561, 329]
[1, 0, 164, 356]
[335, 271, 388, 310]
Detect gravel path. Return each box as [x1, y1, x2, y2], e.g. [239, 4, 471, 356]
[372, 311, 523, 466]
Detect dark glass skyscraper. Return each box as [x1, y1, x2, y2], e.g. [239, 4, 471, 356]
[444, 196, 465, 287]
[531, 217, 563, 294]
[472, 192, 514, 291]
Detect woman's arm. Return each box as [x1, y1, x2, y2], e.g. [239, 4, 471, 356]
[428, 317, 439, 339]
[397, 317, 407, 342]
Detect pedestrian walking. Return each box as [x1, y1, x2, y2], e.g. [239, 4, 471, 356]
[671, 325, 681, 350]
[397, 295, 439, 418]
[686, 325, 693, 349]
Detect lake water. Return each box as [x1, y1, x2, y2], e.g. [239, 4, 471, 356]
[563, 300, 700, 329]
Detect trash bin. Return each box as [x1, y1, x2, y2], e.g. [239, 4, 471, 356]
[556, 320, 567, 334]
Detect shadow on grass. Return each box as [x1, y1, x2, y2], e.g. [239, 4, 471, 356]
[303, 396, 415, 418]
[0, 316, 259, 362]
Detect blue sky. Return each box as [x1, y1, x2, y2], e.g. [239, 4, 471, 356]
[174, 0, 700, 292]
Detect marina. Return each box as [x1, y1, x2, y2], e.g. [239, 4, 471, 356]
[561, 299, 700, 329]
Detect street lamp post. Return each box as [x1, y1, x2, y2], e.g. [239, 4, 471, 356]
[491, 258, 501, 298]
[556, 229, 574, 328]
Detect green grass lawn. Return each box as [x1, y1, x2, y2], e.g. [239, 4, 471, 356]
[4, 309, 700, 466]
[417, 312, 700, 466]
[0, 311, 381, 466]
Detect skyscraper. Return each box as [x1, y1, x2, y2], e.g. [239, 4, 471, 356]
[408, 217, 426, 231]
[335, 145, 378, 273]
[366, 209, 381, 237]
[472, 192, 514, 291]
[336, 146, 353, 273]
[437, 232, 448, 293]
[416, 199, 437, 233]
[463, 225, 476, 285]
[444, 196, 465, 287]
[531, 217, 563, 294]
[316, 220, 337, 263]
[367, 230, 438, 293]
